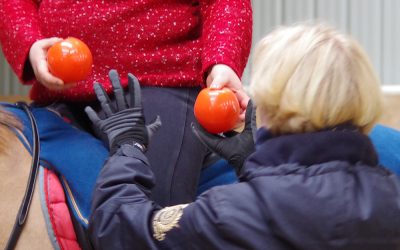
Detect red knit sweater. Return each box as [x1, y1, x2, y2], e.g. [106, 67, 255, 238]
[0, 0, 252, 103]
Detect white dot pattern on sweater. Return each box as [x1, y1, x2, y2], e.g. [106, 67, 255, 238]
[0, 0, 252, 103]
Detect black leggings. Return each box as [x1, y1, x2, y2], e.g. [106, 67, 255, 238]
[141, 86, 208, 206]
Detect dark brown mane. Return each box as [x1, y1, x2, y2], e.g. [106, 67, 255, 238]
[0, 107, 22, 153]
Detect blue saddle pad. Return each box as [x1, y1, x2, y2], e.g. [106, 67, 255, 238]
[2, 103, 108, 227]
[197, 159, 238, 196]
[369, 124, 400, 176]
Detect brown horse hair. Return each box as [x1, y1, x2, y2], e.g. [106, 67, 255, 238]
[0, 107, 22, 153]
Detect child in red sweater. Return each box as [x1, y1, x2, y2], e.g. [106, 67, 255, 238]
[0, 0, 252, 207]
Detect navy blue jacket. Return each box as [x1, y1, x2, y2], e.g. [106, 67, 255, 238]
[89, 126, 400, 250]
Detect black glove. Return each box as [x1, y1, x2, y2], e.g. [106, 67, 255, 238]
[192, 100, 256, 174]
[85, 69, 161, 153]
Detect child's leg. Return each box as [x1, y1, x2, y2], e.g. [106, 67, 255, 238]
[141, 86, 209, 206]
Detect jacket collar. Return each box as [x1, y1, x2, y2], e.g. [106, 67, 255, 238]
[241, 125, 378, 179]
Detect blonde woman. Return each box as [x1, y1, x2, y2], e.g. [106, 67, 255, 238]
[87, 24, 400, 249]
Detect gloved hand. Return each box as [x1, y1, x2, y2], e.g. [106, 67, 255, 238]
[192, 100, 256, 174]
[85, 69, 161, 153]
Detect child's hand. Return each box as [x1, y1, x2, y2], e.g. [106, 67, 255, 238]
[29, 37, 74, 90]
[206, 64, 250, 121]
[191, 100, 256, 174]
[85, 69, 162, 154]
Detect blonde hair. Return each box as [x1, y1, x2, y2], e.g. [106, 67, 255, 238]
[250, 23, 382, 135]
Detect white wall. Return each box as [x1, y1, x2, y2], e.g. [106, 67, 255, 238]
[0, 0, 399, 95]
[0, 49, 29, 95]
[243, 0, 400, 87]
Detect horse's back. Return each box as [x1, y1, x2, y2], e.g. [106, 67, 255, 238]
[0, 129, 53, 249]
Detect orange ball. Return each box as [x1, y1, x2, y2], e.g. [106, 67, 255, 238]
[194, 87, 240, 134]
[47, 37, 93, 83]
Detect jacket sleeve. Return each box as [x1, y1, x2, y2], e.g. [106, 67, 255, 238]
[199, 0, 252, 79]
[0, 0, 44, 84]
[89, 144, 251, 250]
